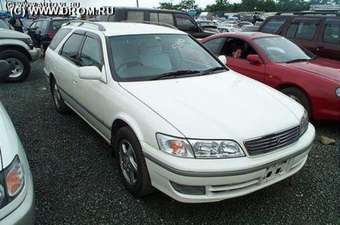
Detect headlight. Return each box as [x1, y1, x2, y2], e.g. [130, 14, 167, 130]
[336, 88, 340, 97]
[23, 38, 34, 48]
[5, 156, 25, 197]
[300, 110, 309, 136]
[156, 133, 245, 159]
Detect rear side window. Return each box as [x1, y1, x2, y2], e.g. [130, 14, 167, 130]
[261, 17, 286, 33]
[323, 23, 340, 44]
[49, 28, 72, 50]
[175, 14, 196, 31]
[127, 11, 144, 22]
[287, 21, 318, 41]
[159, 13, 174, 25]
[80, 36, 103, 69]
[61, 33, 84, 61]
[203, 38, 226, 55]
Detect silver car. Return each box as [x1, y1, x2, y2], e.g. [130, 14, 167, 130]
[0, 62, 34, 224]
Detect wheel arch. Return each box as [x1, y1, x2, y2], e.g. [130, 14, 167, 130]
[111, 115, 144, 146]
[0, 45, 32, 60]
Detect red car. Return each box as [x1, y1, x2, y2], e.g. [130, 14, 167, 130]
[201, 32, 340, 121]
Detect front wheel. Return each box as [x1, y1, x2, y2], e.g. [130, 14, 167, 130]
[115, 127, 153, 197]
[281, 87, 311, 117]
[0, 50, 31, 82]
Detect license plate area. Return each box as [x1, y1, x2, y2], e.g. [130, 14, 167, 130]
[262, 160, 288, 183]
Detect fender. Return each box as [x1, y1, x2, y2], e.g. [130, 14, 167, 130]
[0, 39, 31, 51]
[112, 112, 145, 142]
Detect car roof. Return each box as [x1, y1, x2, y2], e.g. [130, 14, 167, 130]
[113, 6, 186, 14]
[69, 22, 185, 36]
[213, 32, 278, 41]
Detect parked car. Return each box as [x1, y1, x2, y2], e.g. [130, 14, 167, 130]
[27, 18, 72, 51]
[196, 20, 219, 33]
[218, 20, 241, 33]
[95, 7, 215, 39]
[44, 21, 315, 203]
[0, 91, 34, 224]
[259, 14, 340, 60]
[201, 32, 340, 121]
[0, 28, 41, 82]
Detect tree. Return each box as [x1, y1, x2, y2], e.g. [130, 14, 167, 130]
[159, 0, 198, 11]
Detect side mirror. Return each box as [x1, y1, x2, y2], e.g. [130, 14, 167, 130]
[78, 66, 103, 81]
[247, 54, 262, 64]
[218, 55, 227, 65]
[0, 60, 11, 81]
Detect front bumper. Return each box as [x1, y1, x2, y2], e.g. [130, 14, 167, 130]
[143, 124, 315, 203]
[28, 48, 41, 62]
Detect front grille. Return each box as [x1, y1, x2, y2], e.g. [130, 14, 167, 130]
[244, 126, 300, 155]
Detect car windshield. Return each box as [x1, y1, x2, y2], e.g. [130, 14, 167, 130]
[0, 20, 9, 29]
[254, 36, 312, 63]
[109, 34, 224, 81]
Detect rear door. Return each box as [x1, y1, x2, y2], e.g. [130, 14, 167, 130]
[284, 18, 320, 53]
[317, 19, 340, 60]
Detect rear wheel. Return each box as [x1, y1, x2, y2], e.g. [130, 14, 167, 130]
[114, 127, 153, 197]
[0, 50, 31, 82]
[281, 87, 311, 117]
[50, 78, 69, 114]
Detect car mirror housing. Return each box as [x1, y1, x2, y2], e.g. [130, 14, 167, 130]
[218, 55, 227, 65]
[78, 66, 104, 81]
[0, 60, 11, 81]
[247, 54, 262, 64]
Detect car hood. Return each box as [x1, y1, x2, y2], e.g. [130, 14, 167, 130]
[0, 103, 20, 169]
[120, 71, 304, 141]
[0, 28, 30, 39]
[283, 60, 340, 83]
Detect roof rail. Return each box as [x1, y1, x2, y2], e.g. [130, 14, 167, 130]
[121, 20, 178, 30]
[276, 11, 339, 16]
[63, 20, 106, 31]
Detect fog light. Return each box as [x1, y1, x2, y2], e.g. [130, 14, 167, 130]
[170, 181, 206, 195]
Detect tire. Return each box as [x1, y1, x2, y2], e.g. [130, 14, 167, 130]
[281, 87, 311, 117]
[114, 127, 153, 197]
[50, 78, 69, 114]
[0, 50, 31, 82]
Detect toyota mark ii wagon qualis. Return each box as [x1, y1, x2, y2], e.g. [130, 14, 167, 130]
[44, 21, 315, 203]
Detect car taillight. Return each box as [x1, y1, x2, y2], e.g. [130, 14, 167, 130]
[47, 32, 55, 39]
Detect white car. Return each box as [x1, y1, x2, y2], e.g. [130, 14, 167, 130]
[0, 71, 34, 224]
[44, 21, 315, 203]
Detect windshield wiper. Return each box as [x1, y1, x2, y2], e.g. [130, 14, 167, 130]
[286, 58, 311, 64]
[199, 66, 226, 75]
[150, 70, 200, 80]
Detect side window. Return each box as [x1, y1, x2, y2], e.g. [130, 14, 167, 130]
[79, 36, 103, 69]
[159, 13, 174, 25]
[222, 38, 256, 60]
[49, 28, 72, 50]
[261, 17, 286, 34]
[175, 14, 196, 31]
[126, 11, 144, 22]
[41, 20, 49, 32]
[51, 20, 68, 32]
[61, 33, 84, 62]
[323, 23, 340, 45]
[150, 13, 158, 23]
[286, 23, 298, 38]
[295, 22, 317, 40]
[203, 38, 226, 55]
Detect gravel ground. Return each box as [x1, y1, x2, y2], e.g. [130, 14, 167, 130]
[0, 60, 339, 225]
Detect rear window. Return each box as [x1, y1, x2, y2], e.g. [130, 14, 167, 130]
[261, 17, 286, 33]
[323, 23, 340, 45]
[49, 28, 72, 50]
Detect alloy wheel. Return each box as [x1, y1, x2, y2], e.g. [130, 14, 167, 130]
[119, 140, 138, 185]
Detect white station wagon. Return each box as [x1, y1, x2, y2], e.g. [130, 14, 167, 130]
[44, 21, 315, 203]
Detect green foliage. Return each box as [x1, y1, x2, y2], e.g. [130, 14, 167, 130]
[159, 0, 199, 11]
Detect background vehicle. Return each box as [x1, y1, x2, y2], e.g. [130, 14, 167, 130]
[201, 32, 340, 121]
[0, 102, 35, 225]
[95, 7, 215, 38]
[0, 28, 40, 82]
[44, 22, 314, 203]
[197, 20, 219, 33]
[259, 14, 340, 60]
[27, 18, 72, 51]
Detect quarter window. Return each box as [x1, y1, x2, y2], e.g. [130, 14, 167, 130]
[261, 18, 286, 34]
[175, 14, 196, 31]
[323, 23, 340, 44]
[80, 36, 103, 68]
[49, 28, 72, 50]
[61, 33, 84, 62]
